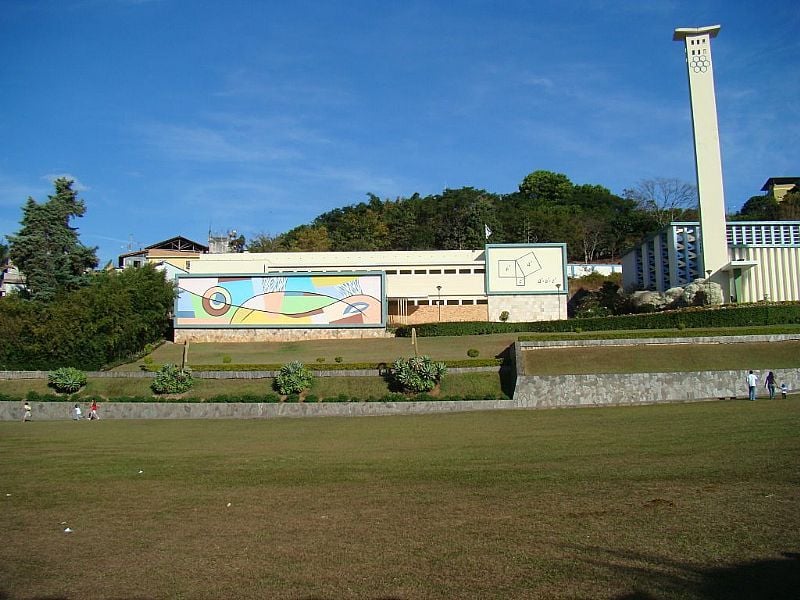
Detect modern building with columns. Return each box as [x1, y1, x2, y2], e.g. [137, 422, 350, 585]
[172, 244, 568, 342]
[622, 25, 800, 303]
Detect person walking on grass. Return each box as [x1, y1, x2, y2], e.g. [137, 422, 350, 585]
[747, 370, 759, 401]
[22, 401, 31, 422]
[89, 400, 99, 420]
[73, 403, 82, 420]
[780, 383, 788, 399]
[765, 371, 776, 400]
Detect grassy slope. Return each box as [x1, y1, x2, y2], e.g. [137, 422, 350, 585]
[524, 340, 800, 375]
[1, 401, 798, 599]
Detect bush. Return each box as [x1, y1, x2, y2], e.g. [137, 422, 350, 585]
[499, 310, 510, 322]
[151, 363, 194, 395]
[47, 367, 87, 393]
[274, 361, 313, 395]
[334, 356, 343, 363]
[389, 355, 447, 393]
[394, 302, 800, 337]
[222, 355, 232, 364]
[466, 348, 480, 358]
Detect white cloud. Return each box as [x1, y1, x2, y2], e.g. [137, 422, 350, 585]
[137, 122, 300, 163]
[42, 173, 90, 191]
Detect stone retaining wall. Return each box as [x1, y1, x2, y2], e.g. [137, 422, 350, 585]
[0, 399, 515, 421]
[513, 369, 800, 409]
[514, 336, 799, 408]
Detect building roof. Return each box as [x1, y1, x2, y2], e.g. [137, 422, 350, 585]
[673, 25, 720, 41]
[145, 236, 208, 252]
[761, 177, 800, 191]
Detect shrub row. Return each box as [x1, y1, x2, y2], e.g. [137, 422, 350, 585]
[1, 391, 509, 404]
[153, 358, 504, 372]
[396, 302, 800, 337]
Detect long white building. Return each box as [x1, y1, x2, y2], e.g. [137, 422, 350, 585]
[172, 244, 568, 342]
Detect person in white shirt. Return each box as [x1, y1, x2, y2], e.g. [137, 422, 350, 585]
[746, 370, 758, 401]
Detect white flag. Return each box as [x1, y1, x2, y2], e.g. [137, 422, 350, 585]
[484, 224, 492, 239]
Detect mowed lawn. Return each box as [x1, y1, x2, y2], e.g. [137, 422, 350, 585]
[1, 401, 799, 599]
[114, 333, 520, 371]
[524, 340, 800, 375]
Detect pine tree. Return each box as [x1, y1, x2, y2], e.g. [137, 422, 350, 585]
[8, 178, 98, 300]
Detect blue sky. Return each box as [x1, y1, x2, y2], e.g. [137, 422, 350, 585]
[1, 0, 798, 265]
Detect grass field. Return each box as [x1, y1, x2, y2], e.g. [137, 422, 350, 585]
[524, 340, 800, 375]
[1, 400, 799, 599]
[113, 333, 521, 371]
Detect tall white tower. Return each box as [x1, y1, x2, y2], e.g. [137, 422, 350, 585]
[673, 25, 728, 288]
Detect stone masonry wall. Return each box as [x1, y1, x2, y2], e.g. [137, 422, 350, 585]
[401, 304, 489, 325]
[174, 327, 393, 343]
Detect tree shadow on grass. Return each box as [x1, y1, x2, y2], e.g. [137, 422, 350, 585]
[574, 546, 800, 599]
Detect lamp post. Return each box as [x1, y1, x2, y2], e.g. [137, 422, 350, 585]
[436, 285, 442, 321]
[555, 283, 562, 320]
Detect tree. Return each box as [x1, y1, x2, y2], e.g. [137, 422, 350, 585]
[734, 195, 780, 220]
[519, 171, 573, 204]
[246, 232, 288, 252]
[623, 178, 697, 229]
[779, 190, 800, 220]
[284, 225, 332, 252]
[0, 238, 9, 265]
[7, 178, 98, 300]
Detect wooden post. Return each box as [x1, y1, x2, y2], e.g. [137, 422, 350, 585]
[182, 341, 189, 370]
[411, 327, 417, 356]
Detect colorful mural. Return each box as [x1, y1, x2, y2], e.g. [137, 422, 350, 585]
[175, 273, 385, 328]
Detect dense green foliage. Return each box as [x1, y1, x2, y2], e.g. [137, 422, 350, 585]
[274, 361, 314, 394]
[6, 178, 98, 300]
[47, 367, 87, 393]
[390, 355, 448, 393]
[151, 364, 194, 395]
[246, 172, 682, 262]
[396, 302, 800, 336]
[0, 264, 176, 370]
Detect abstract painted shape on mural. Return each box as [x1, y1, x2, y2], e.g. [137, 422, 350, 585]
[175, 273, 384, 328]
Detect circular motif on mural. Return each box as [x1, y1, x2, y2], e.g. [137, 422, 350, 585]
[201, 286, 232, 317]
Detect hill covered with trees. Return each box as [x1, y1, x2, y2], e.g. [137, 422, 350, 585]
[247, 170, 702, 262]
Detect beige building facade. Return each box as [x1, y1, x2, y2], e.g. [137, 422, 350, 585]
[173, 244, 567, 342]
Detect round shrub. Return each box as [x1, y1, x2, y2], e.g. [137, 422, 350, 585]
[499, 310, 510, 322]
[151, 363, 194, 395]
[389, 356, 447, 393]
[274, 361, 313, 395]
[466, 348, 480, 358]
[47, 367, 87, 393]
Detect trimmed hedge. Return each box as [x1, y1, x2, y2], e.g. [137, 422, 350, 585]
[519, 325, 800, 342]
[0, 391, 510, 404]
[149, 358, 505, 372]
[395, 302, 800, 337]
